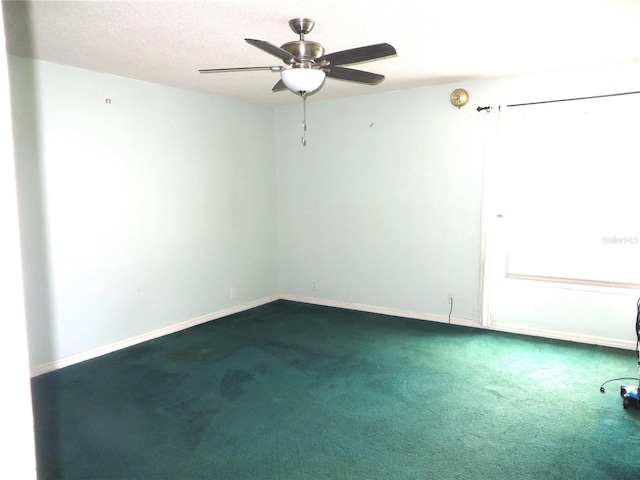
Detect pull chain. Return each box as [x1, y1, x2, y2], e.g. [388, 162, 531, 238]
[301, 92, 307, 146]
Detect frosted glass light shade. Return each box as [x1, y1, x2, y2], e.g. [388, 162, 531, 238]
[280, 67, 325, 93]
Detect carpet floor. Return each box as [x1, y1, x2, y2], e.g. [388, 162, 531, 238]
[31, 300, 640, 479]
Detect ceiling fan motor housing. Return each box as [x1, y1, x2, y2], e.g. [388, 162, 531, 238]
[281, 41, 325, 63]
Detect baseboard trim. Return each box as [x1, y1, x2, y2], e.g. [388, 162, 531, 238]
[31, 293, 635, 376]
[280, 294, 636, 351]
[489, 322, 636, 351]
[30, 295, 279, 377]
[278, 294, 480, 328]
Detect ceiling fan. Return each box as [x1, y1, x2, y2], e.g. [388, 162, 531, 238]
[199, 18, 397, 145]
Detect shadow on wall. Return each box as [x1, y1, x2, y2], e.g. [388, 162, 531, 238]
[3, 0, 60, 471]
[4, 0, 56, 369]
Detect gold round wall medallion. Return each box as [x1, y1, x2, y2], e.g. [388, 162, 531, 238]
[450, 88, 469, 108]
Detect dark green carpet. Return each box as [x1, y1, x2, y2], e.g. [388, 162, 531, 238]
[31, 300, 640, 479]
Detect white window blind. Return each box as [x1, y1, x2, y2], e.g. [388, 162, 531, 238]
[496, 93, 640, 288]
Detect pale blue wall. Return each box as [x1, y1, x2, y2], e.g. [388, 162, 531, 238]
[275, 60, 640, 347]
[10, 55, 640, 371]
[9, 56, 279, 368]
[275, 87, 488, 320]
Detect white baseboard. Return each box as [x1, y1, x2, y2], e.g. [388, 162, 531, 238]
[29, 295, 279, 377]
[280, 294, 636, 351]
[489, 322, 636, 351]
[278, 294, 481, 328]
[31, 293, 635, 376]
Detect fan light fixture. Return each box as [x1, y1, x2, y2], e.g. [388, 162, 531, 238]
[280, 66, 325, 94]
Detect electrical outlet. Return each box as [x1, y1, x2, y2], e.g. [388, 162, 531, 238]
[229, 287, 237, 300]
[311, 280, 317, 292]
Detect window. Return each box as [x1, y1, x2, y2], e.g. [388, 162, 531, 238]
[495, 93, 640, 288]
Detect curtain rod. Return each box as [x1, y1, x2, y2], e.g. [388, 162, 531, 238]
[506, 90, 640, 108]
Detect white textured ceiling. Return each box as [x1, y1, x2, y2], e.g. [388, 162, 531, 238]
[3, 0, 640, 106]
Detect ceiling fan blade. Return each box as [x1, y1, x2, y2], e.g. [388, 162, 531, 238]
[324, 66, 385, 85]
[316, 43, 396, 66]
[199, 66, 283, 74]
[245, 38, 298, 63]
[272, 79, 287, 92]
